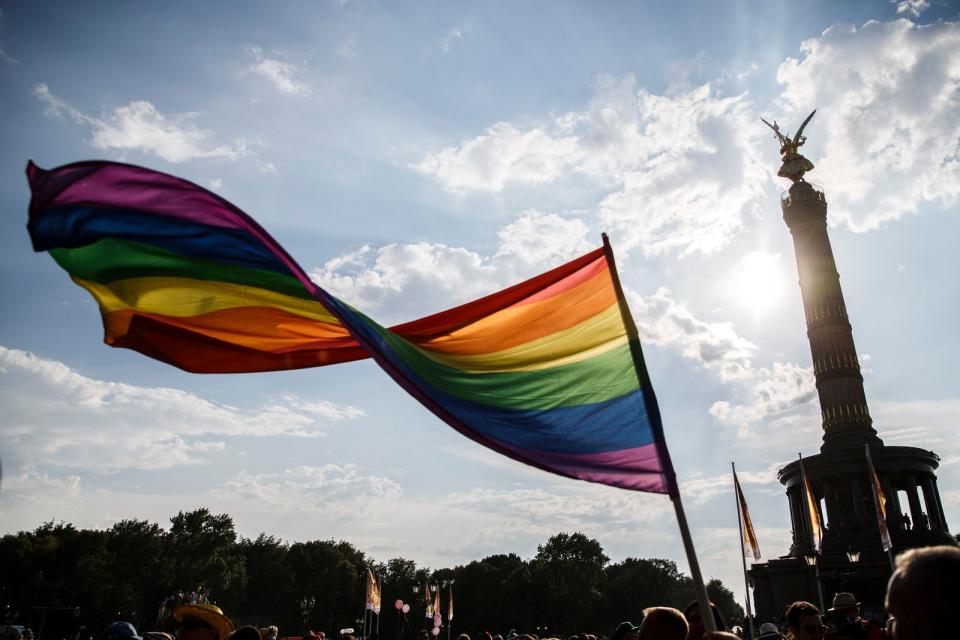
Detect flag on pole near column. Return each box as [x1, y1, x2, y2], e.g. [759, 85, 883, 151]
[365, 569, 381, 614]
[447, 588, 453, 622]
[799, 456, 823, 552]
[424, 584, 433, 619]
[866, 445, 893, 552]
[432, 589, 441, 623]
[733, 469, 761, 560]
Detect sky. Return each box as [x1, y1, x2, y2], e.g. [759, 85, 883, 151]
[1, 0, 960, 610]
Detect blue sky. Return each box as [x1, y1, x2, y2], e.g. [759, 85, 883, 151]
[2, 0, 959, 607]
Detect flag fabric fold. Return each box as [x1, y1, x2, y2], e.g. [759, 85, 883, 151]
[866, 445, 893, 552]
[365, 569, 381, 614]
[27, 159, 677, 495]
[447, 588, 453, 622]
[733, 469, 761, 561]
[799, 456, 823, 553]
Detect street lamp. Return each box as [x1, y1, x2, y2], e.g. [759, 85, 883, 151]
[846, 546, 861, 563]
[802, 552, 825, 613]
[300, 596, 316, 633]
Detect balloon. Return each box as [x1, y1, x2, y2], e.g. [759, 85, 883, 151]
[402, 604, 411, 614]
[395, 600, 404, 611]
[431, 629, 440, 636]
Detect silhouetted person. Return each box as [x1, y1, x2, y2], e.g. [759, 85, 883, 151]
[885, 545, 960, 640]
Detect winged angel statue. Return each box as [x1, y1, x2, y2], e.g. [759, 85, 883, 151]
[761, 109, 817, 183]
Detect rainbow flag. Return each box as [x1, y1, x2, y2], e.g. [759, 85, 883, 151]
[26, 160, 675, 494]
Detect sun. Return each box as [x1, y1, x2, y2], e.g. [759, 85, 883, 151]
[731, 251, 786, 318]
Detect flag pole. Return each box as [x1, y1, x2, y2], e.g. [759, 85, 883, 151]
[799, 453, 825, 613]
[732, 462, 755, 640]
[671, 492, 718, 635]
[601, 232, 716, 635]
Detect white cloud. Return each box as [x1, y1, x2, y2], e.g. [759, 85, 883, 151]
[708, 361, 817, 430]
[681, 460, 787, 505]
[894, 0, 929, 17]
[206, 177, 223, 190]
[628, 287, 757, 381]
[311, 209, 592, 323]
[243, 46, 311, 95]
[34, 83, 247, 163]
[776, 19, 960, 230]
[214, 464, 402, 515]
[413, 122, 578, 192]
[414, 75, 767, 256]
[438, 27, 464, 53]
[311, 211, 758, 384]
[0, 346, 364, 472]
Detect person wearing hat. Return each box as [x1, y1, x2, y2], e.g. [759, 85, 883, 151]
[756, 622, 782, 640]
[172, 604, 235, 640]
[104, 622, 143, 640]
[611, 622, 638, 640]
[823, 592, 883, 640]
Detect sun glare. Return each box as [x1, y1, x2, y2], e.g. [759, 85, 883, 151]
[731, 251, 786, 318]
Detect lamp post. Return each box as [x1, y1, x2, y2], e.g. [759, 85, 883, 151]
[440, 581, 454, 640]
[803, 553, 825, 613]
[300, 596, 316, 634]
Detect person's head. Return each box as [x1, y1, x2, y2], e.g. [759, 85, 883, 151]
[173, 605, 234, 640]
[417, 631, 429, 640]
[611, 622, 638, 640]
[785, 602, 822, 640]
[826, 592, 860, 620]
[639, 607, 687, 640]
[885, 545, 960, 640]
[456, 634, 470, 640]
[682, 601, 726, 639]
[756, 622, 781, 640]
[227, 627, 261, 640]
[104, 622, 142, 640]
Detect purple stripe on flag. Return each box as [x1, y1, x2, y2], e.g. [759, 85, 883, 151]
[27, 160, 318, 292]
[498, 441, 669, 493]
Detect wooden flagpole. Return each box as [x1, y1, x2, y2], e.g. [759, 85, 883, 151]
[732, 462, 755, 640]
[601, 232, 716, 635]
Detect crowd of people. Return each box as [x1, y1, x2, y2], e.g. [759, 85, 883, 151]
[3, 545, 956, 640]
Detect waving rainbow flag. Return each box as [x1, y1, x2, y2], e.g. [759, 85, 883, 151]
[26, 160, 676, 494]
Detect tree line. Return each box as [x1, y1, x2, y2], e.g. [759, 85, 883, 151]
[0, 509, 743, 640]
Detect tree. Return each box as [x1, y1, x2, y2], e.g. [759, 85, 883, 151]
[530, 533, 609, 634]
[167, 509, 246, 610]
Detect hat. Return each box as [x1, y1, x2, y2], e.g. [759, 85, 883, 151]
[612, 623, 637, 639]
[828, 592, 859, 612]
[173, 604, 235, 640]
[757, 622, 780, 639]
[104, 622, 143, 640]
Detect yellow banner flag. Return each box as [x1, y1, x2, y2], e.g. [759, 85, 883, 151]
[866, 445, 893, 552]
[734, 469, 761, 560]
[365, 569, 381, 614]
[447, 587, 453, 621]
[800, 456, 823, 552]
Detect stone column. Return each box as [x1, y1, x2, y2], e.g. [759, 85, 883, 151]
[920, 477, 942, 529]
[906, 475, 925, 528]
[932, 477, 949, 530]
[781, 182, 882, 452]
[882, 477, 902, 529]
